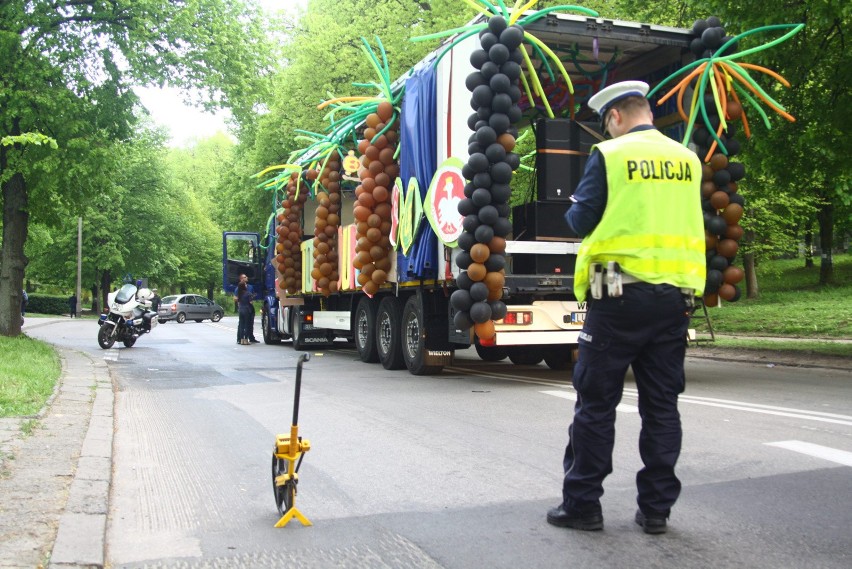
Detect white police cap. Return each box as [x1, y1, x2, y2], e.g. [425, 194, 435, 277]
[588, 80, 650, 117]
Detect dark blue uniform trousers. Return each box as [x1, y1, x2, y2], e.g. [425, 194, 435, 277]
[562, 283, 690, 516]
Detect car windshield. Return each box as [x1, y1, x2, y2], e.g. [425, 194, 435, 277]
[114, 284, 137, 304]
[161, 296, 177, 304]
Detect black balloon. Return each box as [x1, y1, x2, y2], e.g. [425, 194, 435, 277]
[470, 282, 489, 302]
[450, 289, 473, 312]
[474, 224, 495, 244]
[470, 301, 492, 324]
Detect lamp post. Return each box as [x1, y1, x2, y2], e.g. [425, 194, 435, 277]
[76, 217, 82, 317]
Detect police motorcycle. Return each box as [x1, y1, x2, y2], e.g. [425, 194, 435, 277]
[97, 283, 158, 349]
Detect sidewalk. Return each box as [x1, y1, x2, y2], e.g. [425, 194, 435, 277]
[0, 348, 113, 569]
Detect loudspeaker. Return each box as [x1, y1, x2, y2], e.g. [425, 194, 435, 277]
[511, 251, 576, 276]
[535, 119, 601, 201]
[511, 200, 578, 241]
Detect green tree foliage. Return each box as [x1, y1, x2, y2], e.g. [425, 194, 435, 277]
[0, 0, 273, 336]
[219, 0, 476, 235]
[698, 0, 850, 284]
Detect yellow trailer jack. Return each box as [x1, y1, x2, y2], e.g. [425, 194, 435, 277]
[272, 353, 312, 527]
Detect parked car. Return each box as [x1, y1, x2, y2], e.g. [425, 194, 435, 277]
[157, 294, 224, 324]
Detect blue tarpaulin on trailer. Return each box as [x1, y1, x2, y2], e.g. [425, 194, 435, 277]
[397, 65, 438, 281]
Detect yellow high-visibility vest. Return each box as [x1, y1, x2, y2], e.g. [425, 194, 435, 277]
[574, 129, 706, 302]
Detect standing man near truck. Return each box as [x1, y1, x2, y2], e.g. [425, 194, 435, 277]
[547, 81, 705, 534]
[238, 273, 260, 343]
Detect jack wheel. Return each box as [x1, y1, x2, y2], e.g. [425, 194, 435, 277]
[272, 451, 295, 516]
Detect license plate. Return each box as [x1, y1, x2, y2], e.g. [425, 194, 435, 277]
[570, 312, 586, 324]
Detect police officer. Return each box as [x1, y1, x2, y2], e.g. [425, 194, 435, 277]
[547, 81, 706, 534]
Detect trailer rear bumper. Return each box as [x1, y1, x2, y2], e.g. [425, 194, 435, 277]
[492, 330, 581, 346]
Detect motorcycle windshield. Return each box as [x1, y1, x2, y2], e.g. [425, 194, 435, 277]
[114, 284, 138, 305]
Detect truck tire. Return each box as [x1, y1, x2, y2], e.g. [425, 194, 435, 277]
[354, 296, 379, 363]
[401, 296, 443, 375]
[262, 308, 282, 344]
[376, 296, 405, 370]
[508, 346, 543, 366]
[543, 345, 573, 370]
[474, 337, 509, 362]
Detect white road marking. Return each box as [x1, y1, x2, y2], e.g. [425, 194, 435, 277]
[765, 440, 852, 467]
[539, 390, 639, 413]
[444, 366, 571, 388]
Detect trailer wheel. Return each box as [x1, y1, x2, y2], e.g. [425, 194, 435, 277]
[474, 337, 509, 362]
[354, 296, 379, 363]
[401, 296, 442, 375]
[376, 296, 405, 370]
[508, 346, 543, 366]
[543, 346, 572, 370]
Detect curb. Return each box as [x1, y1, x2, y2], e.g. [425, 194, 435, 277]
[49, 350, 114, 569]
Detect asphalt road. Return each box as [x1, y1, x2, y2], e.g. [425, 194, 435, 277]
[23, 316, 852, 568]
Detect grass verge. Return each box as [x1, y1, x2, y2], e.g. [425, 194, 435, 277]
[692, 253, 852, 340]
[708, 337, 852, 358]
[0, 335, 61, 418]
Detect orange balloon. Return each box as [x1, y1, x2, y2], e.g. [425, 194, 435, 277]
[497, 133, 515, 152]
[467, 263, 486, 282]
[470, 243, 490, 263]
[377, 101, 394, 122]
[354, 206, 371, 222]
[375, 257, 392, 272]
[475, 320, 496, 340]
[363, 280, 379, 296]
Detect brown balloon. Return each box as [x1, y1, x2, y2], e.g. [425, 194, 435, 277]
[722, 203, 743, 224]
[718, 283, 736, 301]
[725, 224, 744, 241]
[710, 191, 730, 210]
[723, 265, 744, 285]
[716, 238, 739, 258]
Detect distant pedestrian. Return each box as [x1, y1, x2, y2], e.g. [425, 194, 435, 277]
[21, 289, 28, 325]
[69, 294, 77, 318]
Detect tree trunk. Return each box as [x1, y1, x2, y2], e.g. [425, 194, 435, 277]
[90, 283, 100, 314]
[100, 270, 112, 311]
[743, 229, 759, 299]
[0, 168, 30, 337]
[817, 203, 833, 285]
[803, 228, 814, 268]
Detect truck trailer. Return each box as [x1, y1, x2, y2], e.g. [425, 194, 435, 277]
[224, 11, 700, 375]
